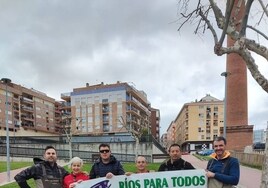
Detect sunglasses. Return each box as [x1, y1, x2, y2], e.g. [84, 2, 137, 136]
[99, 150, 110, 153]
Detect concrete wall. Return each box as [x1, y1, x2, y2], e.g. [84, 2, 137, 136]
[231, 151, 264, 167]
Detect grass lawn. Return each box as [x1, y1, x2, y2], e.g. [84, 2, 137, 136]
[0, 161, 33, 173]
[0, 162, 161, 188]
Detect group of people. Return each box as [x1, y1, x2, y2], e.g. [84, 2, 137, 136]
[14, 136, 240, 188]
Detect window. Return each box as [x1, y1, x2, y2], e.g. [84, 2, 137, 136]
[81, 97, 86, 105]
[117, 94, 122, 102]
[117, 103, 122, 113]
[88, 116, 93, 123]
[75, 98, 80, 106]
[102, 99, 108, 103]
[87, 97, 93, 104]
[82, 107, 86, 116]
[88, 106, 92, 113]
[199, 120, 204, 126]
[76, 108, 80, 117]
[94, 96, 99, 104]
[199, 113, 204, 118]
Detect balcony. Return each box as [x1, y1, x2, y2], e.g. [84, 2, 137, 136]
[21, 105, 34, 112]
[21, 97, 33, 104]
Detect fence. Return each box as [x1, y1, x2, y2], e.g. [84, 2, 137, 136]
[0, 145, 152, 163]
[230, 150, 265, 167]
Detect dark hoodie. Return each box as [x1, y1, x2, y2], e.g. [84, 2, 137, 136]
[14, 157, 68, 188]
[89, 155, 125, 179]
[158, 158, 195, 171]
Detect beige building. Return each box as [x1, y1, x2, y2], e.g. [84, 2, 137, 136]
[61, 82, 154, 136]
[0, 80, 61, 137]
[167, 94, 224, 152]
[0, 80, 160, 139]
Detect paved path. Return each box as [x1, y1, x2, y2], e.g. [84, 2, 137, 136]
[182, 154, 262, 188]
[0, 167, 28, 186]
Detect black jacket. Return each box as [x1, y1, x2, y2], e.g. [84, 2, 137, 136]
[14, 158, 69, 188]
[89, 155, 125, 179]
[158, 158, 195, 171]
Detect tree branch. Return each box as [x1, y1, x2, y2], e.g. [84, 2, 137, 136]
[219, 0, 235, 45]
[258, 0, 268, 17]
[247, 25, 268, 40]
[239, 0, 253, 37]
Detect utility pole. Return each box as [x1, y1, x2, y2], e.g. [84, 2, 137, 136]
[261, 121, 268, 188]
[221, 72, 230, 138]
[1, 78, 11, 182]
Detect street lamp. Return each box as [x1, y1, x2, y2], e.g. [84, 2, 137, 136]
[221, 72, 231, 138]
[1, 78, 11, 182]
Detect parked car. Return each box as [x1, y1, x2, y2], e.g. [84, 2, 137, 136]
[253, 142, 265, 150]
[197, 149, 214, 156]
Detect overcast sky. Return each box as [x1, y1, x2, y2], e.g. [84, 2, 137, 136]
[1, 0, 267, 135]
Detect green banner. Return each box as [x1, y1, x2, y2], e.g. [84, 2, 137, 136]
[76, 169, 207, 188]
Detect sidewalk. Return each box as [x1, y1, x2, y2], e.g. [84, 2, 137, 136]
[182, 154, 262, 188]
[0, 167, 28, 186]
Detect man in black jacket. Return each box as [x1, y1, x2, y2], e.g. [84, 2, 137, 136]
[90, 143, 125, 179]
[158, 143, 195, 171]
[14, 145, 69, 188]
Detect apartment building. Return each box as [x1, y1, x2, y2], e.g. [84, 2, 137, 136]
[0, 80, 61, 137]
[253, 129, 266, 143]
[150, 108, 160, 141]
[160, 132, 168, 150]
[61, 82, 155, 136]
[167, 94, 224, 151]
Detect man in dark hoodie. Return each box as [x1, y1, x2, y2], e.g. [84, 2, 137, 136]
[158, 143, 195, 171]
[14, 145, 69, 188]
[90, 143, 125, 179]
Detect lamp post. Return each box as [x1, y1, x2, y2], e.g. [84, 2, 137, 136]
[220, 72, 231, 138]
[1, 78, 11, 182]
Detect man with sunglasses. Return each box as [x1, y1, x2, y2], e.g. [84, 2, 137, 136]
[90, 143, 125, 179]
[14, 145, 69, 188]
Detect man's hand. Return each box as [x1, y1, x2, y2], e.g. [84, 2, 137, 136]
[106, 172, 114, 179]
[125, 172, 133, 176]
[205, 170, 215, 178]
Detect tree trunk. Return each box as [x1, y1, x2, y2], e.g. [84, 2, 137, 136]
[261, 123, 268, 187]
[135, 136, 140, 159]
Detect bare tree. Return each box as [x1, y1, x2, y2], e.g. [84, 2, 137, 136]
[118, 116, 148, 159]
[177, 1, 268, 187]
[178, 0, 268, 92]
